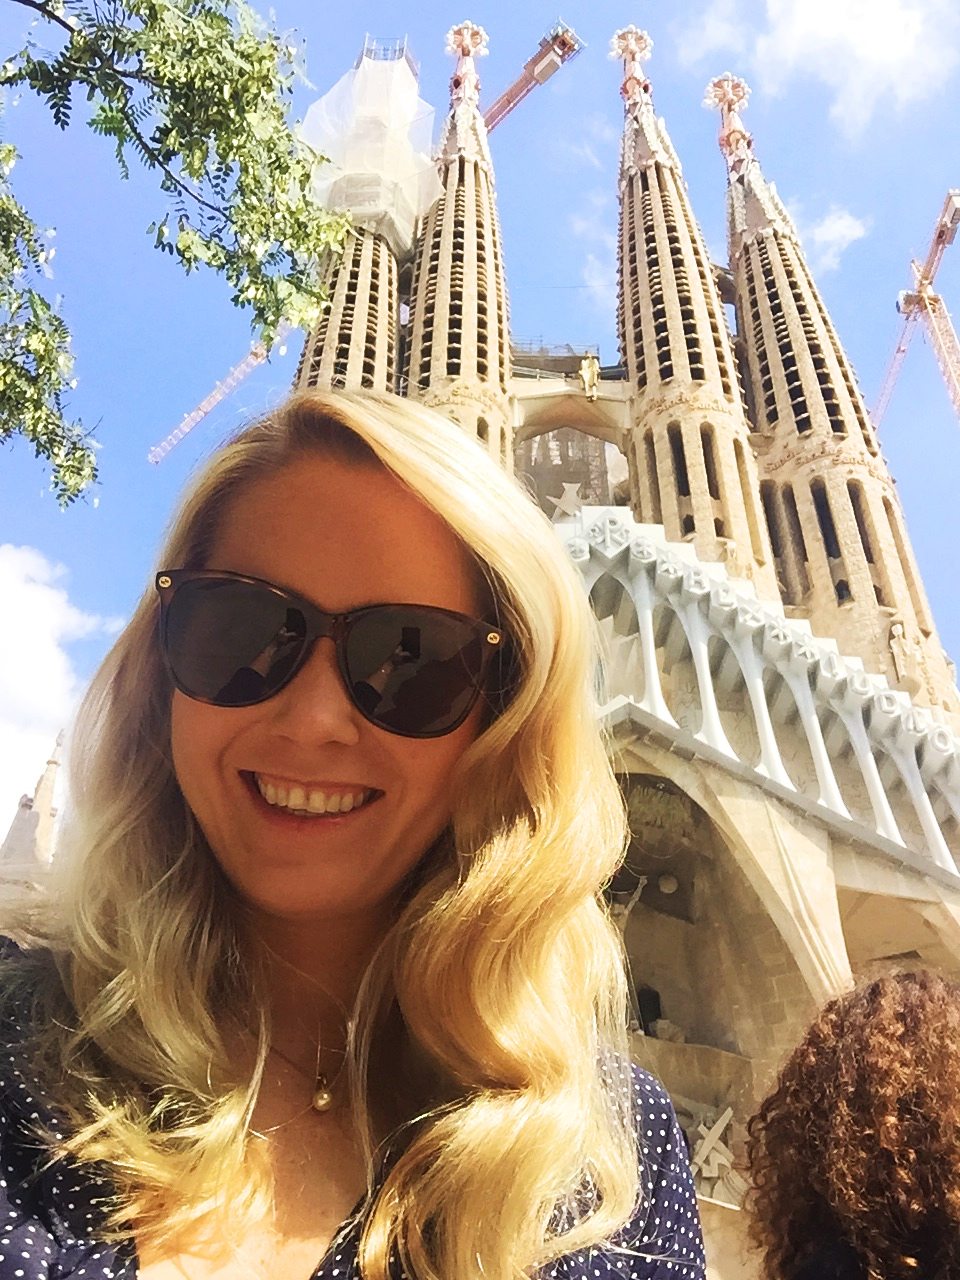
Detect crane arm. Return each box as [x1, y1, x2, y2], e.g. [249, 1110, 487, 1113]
[872, 189, 960, 429]
[147, 326, 288, 464]
[483, 23, 583, 132]
[916, 189, 960, 289]
[920, 292, 960, 422]
[872, 307, 918, 428]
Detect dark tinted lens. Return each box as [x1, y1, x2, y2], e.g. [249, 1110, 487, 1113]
[344, 607, 485, 735]
[164, 579, 307, 706]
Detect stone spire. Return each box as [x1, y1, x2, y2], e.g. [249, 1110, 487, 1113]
[613, 29, 777, 598]
[294, 37, 440, 394]
[403, 21, 512, 463]
[708, 74, 958, 716]
[1, 733, 62, 871]
[295, 230, 399, 392]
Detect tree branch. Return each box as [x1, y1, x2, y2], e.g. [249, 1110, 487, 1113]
[8, 0, 76, 37]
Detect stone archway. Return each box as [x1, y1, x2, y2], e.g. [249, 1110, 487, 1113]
[512, 391, 630, 511]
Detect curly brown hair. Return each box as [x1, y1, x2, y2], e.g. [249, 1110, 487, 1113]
[746, 970, 960, 1280]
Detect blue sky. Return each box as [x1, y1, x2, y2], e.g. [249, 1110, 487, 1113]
[2, 0, 960, 825]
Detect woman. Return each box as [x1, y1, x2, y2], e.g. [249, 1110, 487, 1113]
[0, 392, 704, 1279]
[746, 969, 960, 1280]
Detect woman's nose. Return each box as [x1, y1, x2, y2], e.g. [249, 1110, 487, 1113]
[266, 637, 362, 746]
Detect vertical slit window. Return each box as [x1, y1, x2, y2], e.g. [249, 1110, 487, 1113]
[668, 422, 691, 497]
[761, 481, 793, 602]
[734, 438, 765, 563]
[782, 484, 810, 597]
[700, 424, 720, 499]
[644, 431, 662, 523]
[811, 479, 851, 602]
[848, 481, 889, 606]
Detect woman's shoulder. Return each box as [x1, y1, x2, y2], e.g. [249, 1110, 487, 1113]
[0, 939, 135, 1276]
[545, 1063, 705, 1280]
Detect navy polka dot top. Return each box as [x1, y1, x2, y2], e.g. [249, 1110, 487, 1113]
[0, 984, 705, 1278]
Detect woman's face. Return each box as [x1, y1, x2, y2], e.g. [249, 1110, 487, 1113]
[170, 454, 485, 925]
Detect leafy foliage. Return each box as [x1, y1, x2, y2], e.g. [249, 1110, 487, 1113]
[0, 140, 95, 503]
[2, 0, 349, 503]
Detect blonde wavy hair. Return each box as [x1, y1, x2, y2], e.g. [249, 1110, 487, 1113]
[3, 391, 639, 1278]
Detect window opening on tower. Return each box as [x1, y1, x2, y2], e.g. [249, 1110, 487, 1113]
[743, 250, 777, 428]
[644, 431, 662, 523]
[622, 192, 647, 390]
[700, 423, 726, 536]
[734, 437, 765, 564]
[760, 480, 792, 601]
[811, 478, 851, 602]
[778, 240, 846, 436]
[757, 237, 811, 433]
[847, 481, 890, 606]
[640, 169, 674, 380]
[415, 191, 447, 386]
[658, 169, 705, 382]
[475, 171, 490, 377]
[677, 184, 734, 398]
[668, 423, 694, 536]
[446, 160, 468, 378]
[782, 483, 810, 598]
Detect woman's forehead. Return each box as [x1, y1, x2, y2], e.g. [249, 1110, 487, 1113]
[206, 455, 484, 616]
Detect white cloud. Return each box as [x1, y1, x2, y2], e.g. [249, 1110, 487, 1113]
[570, 190, 619, 313]
[801, 205, 871, 273]
[785, 201, 871, 272]
[0, 546, 123, 845]
[675, 0, 747, 68]
[676, 0, 960, 136]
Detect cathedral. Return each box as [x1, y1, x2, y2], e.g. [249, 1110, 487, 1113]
[7, 20, 960, 1277]
[294, 23, 960, 1276]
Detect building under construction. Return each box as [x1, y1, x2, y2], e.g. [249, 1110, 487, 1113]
[14, 20, 960, 1279]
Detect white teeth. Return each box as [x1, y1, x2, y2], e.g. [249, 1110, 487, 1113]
[254, 776, 370, 817]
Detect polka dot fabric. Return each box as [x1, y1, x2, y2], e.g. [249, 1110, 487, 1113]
[0, 966, 704, 1277]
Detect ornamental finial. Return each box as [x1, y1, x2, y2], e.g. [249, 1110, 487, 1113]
[704, 73, 754, 174]
[445, 20, 488, 109]
[610, 26, 654, 107]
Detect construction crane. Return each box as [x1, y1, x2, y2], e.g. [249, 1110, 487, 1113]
[148, 21, 584, 465]
[873, 189, 960, 429]
[483, 21, 583, 132]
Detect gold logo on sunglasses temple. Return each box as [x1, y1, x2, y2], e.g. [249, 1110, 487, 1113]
[157, 574, 172, 589]
[487, 631, 501, 645]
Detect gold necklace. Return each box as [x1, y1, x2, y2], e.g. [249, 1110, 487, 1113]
[269, 1039, 347, 1113]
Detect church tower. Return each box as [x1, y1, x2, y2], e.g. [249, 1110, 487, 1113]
[294, 38, 440, 394]
[295, 228, 400, 393]
[613, 28, 778, 600]
[404, 22, 513, 463]
[708, 74, 959, 716]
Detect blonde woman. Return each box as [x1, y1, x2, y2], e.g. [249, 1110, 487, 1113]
[0, 393, 704, 1280]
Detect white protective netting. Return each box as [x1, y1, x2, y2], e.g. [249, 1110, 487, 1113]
[300, 46, 442, 258]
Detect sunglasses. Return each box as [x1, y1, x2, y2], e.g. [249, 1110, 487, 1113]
[155, 569, 504, 739]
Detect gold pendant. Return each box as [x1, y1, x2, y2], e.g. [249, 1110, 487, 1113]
[311, 1075, 334, 1112]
